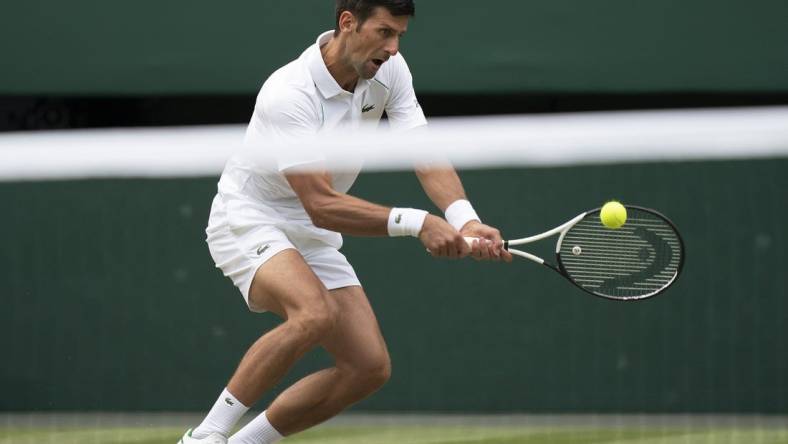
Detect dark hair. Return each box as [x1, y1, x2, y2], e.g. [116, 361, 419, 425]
[335, 0, 415, 34]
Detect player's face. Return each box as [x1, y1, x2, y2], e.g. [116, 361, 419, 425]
[344, 8, 409, 79]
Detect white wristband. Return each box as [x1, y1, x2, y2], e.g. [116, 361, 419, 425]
[444, 199, 481, 231]
[388, 208, 428, 237]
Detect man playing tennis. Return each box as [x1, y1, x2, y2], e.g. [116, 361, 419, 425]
[180, 1, 511, 443]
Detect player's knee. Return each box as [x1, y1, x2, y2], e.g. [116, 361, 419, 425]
[354, 354, 391, 393]
[369, 358, 392, 390]
[290, 297, 338, 343]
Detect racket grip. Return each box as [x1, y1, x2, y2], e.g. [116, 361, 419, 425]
[427, 237, 478, 253]
[465, 236, 509, 250]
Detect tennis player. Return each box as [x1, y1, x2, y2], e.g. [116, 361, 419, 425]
[180, 1, 511, 443]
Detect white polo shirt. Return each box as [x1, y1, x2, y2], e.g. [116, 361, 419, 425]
[215, 30, 427, 246]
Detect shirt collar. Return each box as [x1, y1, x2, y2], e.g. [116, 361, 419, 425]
[309, 30, 370, 99]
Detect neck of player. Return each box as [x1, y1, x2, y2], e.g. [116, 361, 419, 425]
[321, 38, 359, 92]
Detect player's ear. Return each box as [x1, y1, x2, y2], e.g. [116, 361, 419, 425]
[338, 10, 357, 34]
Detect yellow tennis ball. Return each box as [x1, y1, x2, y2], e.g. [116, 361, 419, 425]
[600, 201, 627, 229]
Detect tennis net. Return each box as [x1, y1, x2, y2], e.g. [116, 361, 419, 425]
[1, 107, 787, 443]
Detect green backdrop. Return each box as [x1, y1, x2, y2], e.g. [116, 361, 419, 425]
[2, 0, 787, 95]
[1, 158, 786, 412]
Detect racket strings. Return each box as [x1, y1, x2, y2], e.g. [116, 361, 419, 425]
[559, 209, 683, 300]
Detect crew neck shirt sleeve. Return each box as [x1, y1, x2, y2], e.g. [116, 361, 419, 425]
[384, 54, 427, 132]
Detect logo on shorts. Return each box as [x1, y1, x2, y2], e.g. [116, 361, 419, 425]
[362, 104, 375, 113]
[224, 397, 235, 406]
[395, 213, 402, 224]
[257, 244, 270, 255]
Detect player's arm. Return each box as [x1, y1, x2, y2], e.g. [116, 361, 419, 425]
[285, 171, 470, 258]
[263, 85, 464, 257]
[414, 164, 467, 212]
[415, 165, 512, 262]
[382, 55, 509, 261]
[285, 171, 388, 236]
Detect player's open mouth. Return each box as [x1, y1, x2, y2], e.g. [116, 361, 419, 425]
[372, 58, 385, 67]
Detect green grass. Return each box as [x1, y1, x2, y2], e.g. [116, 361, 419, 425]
[2, 425, 788, 444]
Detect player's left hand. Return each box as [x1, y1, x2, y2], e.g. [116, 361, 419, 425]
[459, 221, 513, 263]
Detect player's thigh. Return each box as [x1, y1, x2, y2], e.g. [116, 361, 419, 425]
[248, 249, 334, 319]
[320, 286, 390, 372]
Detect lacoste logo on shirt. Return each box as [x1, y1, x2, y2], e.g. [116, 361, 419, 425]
[257, 244, 270, 255]
[224, 397, 235, 406]
[362, 104, 375, 113]
[395, 214, 402, 224]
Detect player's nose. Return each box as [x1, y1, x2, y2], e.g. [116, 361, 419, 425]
[383, 37, 399, 56]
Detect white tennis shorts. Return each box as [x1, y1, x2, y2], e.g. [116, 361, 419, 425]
[205, 194, 360, 312]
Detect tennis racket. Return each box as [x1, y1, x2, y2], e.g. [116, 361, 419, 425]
[470, 205, 685, 301]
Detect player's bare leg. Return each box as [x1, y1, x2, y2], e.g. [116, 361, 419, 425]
[226, 249, 340, 406]
[263, 285, 391, 435]
[184, 250, 335, 443]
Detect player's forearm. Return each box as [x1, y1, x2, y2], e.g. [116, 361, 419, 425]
[305, 192, 392, 236]
[415, 166, 467, 212]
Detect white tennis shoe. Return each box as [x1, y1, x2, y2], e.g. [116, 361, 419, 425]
[178, 429, 227, 444]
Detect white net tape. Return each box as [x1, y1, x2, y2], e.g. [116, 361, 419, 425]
[1, 106, 787, 181]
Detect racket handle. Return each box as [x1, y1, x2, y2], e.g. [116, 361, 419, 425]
[427, 237, 483, 254]
[464, 236, 509, 250]
[426, 237, 503, 253]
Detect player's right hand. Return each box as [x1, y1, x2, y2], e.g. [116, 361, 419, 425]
[419, 214, 471, 259]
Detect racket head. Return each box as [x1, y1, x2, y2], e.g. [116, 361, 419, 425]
[556, 206, 685, 301]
